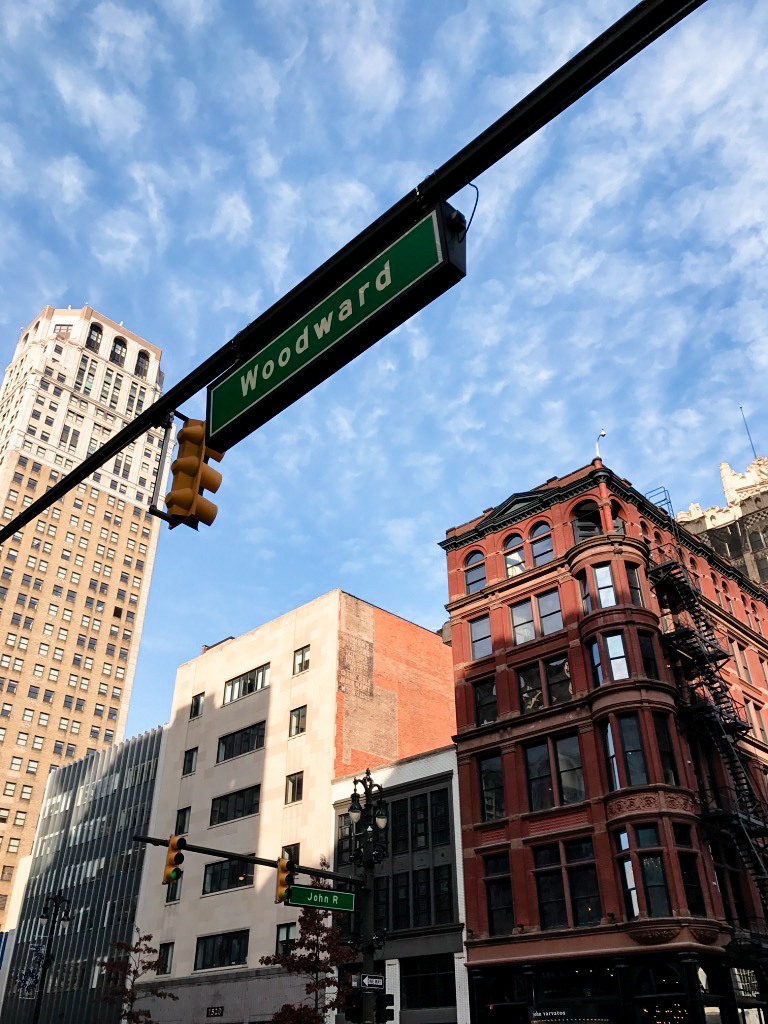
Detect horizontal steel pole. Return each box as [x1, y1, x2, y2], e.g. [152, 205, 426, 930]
[133, 833, 359, 887]
[0, 0, 708, 544]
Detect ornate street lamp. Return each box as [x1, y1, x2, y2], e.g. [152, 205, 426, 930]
[347, 768, 388, 1024]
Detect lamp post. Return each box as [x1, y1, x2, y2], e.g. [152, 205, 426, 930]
[348, 768, 388, 1024]
[30, 892, 70, 1024]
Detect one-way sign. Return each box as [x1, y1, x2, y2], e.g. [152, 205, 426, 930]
[358, 974, 385, 989]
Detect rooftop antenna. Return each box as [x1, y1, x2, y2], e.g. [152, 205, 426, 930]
[740, 405, 758, 461]
[595, 429, 606, 459]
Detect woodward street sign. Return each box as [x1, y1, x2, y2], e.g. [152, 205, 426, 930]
[288, 885, 355, 912]
[206, 201, 466, 451]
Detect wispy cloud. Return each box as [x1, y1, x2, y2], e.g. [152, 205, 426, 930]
[50, 66, 145, 146]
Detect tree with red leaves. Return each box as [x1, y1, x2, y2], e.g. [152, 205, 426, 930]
[94, 928, 178, 1024]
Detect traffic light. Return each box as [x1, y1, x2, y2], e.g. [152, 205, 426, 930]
[275, 856, 295, 903]
[163, 834, 186, 885]
[164, 419, 223, 528]
[344, 991, 362, 1023]
[376, 992, 394, 1023]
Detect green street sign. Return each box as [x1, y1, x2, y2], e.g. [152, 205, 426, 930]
[287, 885, 355, 912]
[206, 202, 465, 451]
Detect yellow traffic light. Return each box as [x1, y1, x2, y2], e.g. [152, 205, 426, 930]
[275, 856, 295, 903]
[163, 834, 186, 885]
[164, 419, 223, 528]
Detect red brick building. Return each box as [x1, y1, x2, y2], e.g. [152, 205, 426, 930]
[441, 460, 768, 1024]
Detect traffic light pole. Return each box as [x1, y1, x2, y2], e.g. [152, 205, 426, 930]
[0, 0, 708, 545]
[133, 834, 358, 887]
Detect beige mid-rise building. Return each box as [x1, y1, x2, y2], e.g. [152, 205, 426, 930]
[0, 305, 171, 927]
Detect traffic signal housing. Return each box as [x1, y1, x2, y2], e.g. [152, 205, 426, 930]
[164, 419, 223, 528]
[275, 856, 295, 904]
[376, 992, 394, 1023]
[344, 991, 363, 1024]
[163, 834, 186, 885]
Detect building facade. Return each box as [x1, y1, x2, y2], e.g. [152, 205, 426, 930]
[135, 589, 456, 1023]
[0, 305, 170, 927]
[441, 459, 768, 1024]
[0, 725, 164, 1023]
[679, 457, 768, 587]
[332, 747, 471, 1024]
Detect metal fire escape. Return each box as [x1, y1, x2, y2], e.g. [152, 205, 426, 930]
[645, 489, 768, 918]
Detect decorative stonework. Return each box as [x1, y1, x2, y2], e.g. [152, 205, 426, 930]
[606, 793, 658, 819]
[525, 809, 589, 836]
[689, 924, 720, 945]
[662, 793, 697, 814]
[475, 827, 507, 846]
[628, 925, 681, 945]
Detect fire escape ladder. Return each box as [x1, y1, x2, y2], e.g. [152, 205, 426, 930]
[647, 539, 768, 916]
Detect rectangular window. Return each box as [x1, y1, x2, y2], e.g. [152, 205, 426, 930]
[374, 876, 389, 933]
[210, 785, 260, 825]
[538, 590, 563, 635]
[223, 663, 269, 704]
[275, 923, 296, 955]
[485, 853, 514, 935]
[474, 679, 497, 725]
[470, 615, 492, 659]
[412, 867, 431, 927]
[605, 633, 629, 680]
[433, 863, 454, 924]
[293, 645, 310, 674]
[393, 872, 410, 930]
[156, 943, 173, 976]
[285, 772, 303, 804]
[289, 705, 307, 737]
[430, 789, 450, 847]
[619, 714, 648, 786]
[216, 721, 265, 763]
[555, 734, 585, 804]
[594, 564, 616, 607]
[194, 930, 249, 971]
[203, 858, 255, 894]
[175, 806, 191, 835]
[189, 693, 204, 719]
[511, 600, 534, 645]
[627, 564, 644, 606]
[391, 798, 408, 855]
[182, 747, 198, 776]
[535, 838, 601, 930]
[526, 735, 584, 810]
[639, 633, 659, 679]
[526, 742, 554, 811]
[678, 852, 706, 916]
[479, 755, 505, 820]
[653, 714, 678, 785]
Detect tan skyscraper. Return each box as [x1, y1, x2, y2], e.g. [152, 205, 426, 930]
[0, 305, 170, 927]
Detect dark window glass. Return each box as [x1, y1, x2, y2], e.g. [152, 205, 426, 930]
[391, 799, 408, 855]
[485, 853, 514, 935]
[556, 734, 585, 804]
[530, 522, 554, 567]
[203, 858, 254, 894]
[470, 615, 492, 659]
[641, 854, 670, 917]
[194, 930, 249, 970]
[156, 942, 173, 975]
[578, 571, 592, 614]
[182, 747, 197, 775]
[275, 923, 296, 954]
[588, 639, 603, 687]
[393, 872, 410, 930]
[175, 806, 190, 835]
[474, 679, 497, 725]
[526, 742, 553, 811]
[289, 705, 307, 736]
[639, 633, 659, 679]
[430, 789, 450, 847]
[627, 564, 644, 606]
[479, 755, 505, 820]
[374, 876, 389, 932]
[411, 794, 429, 850]
[210, 785, 260, 825]
[545, 656, 571, 705]
[518, 664, 542, 714]
[464, 551, 486, 594]
[412, 868, 431, 927]
[285, 772, 303, 804]
[400, 954, 456, 1010]
[619, 714, 648, 786]
[572, 501, 603, 543]
[511, 600, 534, 644]
[535, 859, 567, 930]
[293, 645, 310, 674]
[653, 714, 678, 785]
[217, 721, 265, 762]
[678, 852, 706, 916]
[190, 693, 203, 719]
[433, 864, 453, 924]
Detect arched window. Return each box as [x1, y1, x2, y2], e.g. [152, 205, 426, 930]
[653, 532, 664, 563]
[503, 534, 525, 577]
[110, 336, 127, 367]
[34, 321, 39, 335]
[610, 501, 626, 534]
[135, 350, 149, 379]
[22, 333, 28, 344]
[572, 501, 602, 544]
[689, 558, 700, 590]
[85, 323, 102, 353]
[464, 551, 486, 594]
[530, 522, 553, 566]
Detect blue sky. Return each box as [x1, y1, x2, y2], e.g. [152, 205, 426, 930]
[1, 0, 766, 736]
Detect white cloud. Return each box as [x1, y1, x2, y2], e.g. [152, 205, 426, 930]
[90, 209, 149, 271]
[43, 154, 92, 209]
[89, 3, 159, 85]
[0, 125, 27, 195]
[157, 0, 217, 30]
[1, 0, 62, 43]
[51, 66, 144, 146]
[204, 192, 253, 245]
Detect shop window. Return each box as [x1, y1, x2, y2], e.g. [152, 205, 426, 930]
[400, 953, 457, 1010]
